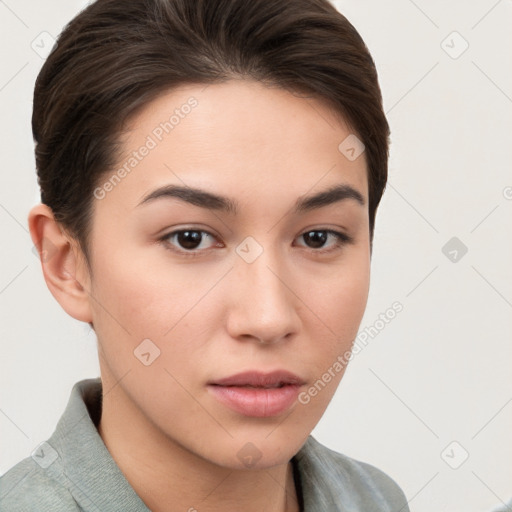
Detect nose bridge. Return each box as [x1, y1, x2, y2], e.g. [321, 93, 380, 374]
[226, 238, 299, 342]
[239, 248, 285, 302]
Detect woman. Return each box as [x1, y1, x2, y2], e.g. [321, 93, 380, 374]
[0, 0, 409, 510]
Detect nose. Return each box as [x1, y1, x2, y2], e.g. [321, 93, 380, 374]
[225, 245, 301, 345]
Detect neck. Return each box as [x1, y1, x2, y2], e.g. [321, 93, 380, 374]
[97, 376, 300, 512]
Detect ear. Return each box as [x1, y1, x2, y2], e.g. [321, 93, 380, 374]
[28, 203, 93, 324]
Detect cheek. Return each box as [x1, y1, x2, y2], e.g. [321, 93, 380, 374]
[89, 248, 223, 370]
[88, 256, 220, 409]
[292, 264, 369, 422]
[90, 242, 194, 330]
[298, 252, 370, 369]
[333, 267, 370, 333]
[308, 255, 369, 326]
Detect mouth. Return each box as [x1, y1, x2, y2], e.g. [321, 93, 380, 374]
[207, 370, 305, 417]
[208, 370, 305, 388]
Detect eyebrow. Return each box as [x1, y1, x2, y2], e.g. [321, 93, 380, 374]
[137, 183, 365, 214]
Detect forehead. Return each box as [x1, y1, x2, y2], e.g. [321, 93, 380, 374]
[99, 80, 368, 210]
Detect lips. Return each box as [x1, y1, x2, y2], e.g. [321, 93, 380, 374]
[209, 370, 305, 388]
[207, 370, 305, 417]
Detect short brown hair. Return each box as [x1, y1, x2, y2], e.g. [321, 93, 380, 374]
[33, 0, 390, 265]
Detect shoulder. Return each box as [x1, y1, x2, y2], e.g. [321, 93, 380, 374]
[295, 436, 410, 511]
[314, 438, 406, 497]
[0, 454, 80, 512]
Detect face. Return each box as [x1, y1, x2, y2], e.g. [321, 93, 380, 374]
[84, 80, 370, 469]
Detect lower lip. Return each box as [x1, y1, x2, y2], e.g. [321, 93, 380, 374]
[207, 384, 301, 417]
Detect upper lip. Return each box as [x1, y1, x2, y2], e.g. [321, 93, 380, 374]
[209, 370, 305, 388]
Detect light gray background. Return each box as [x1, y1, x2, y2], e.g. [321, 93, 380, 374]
[1, 1, 511, 511]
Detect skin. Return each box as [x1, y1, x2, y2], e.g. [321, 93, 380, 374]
[29, 80, 371, 512]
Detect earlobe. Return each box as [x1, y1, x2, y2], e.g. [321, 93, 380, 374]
[28, 203, 93, 324]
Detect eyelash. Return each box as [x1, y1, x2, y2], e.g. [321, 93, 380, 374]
[158, 228, 353, 258]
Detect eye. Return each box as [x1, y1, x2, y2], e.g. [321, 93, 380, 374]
[160, 229, 221, 255]
[295, 229, 353, 253]
[159, 227, 353, 258]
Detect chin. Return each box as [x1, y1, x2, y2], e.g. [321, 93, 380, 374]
[195, 429, 309, 471]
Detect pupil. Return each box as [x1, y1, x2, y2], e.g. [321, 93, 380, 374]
[304, 231, 326, 248]
[178, 230, 202, 249]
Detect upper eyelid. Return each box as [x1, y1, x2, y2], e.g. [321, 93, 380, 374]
[163, 227, 219, 241]
[162, 227, 347, 238]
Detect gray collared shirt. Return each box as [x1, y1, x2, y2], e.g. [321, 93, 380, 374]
[0, 378, 410, 511]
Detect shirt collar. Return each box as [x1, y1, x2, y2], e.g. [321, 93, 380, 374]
[46, 378, 149, 511]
